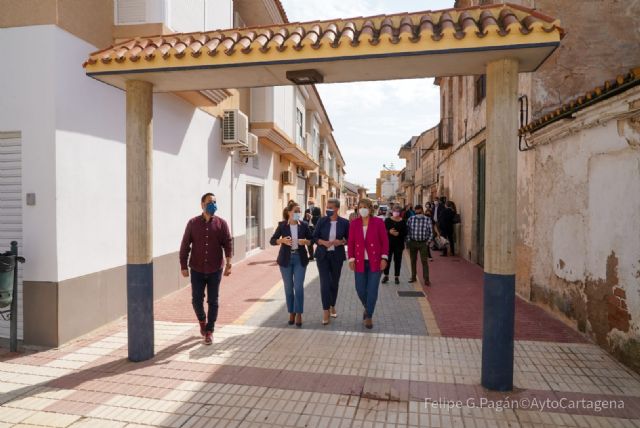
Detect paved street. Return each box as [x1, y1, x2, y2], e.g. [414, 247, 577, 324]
[1, 248, 640, 427]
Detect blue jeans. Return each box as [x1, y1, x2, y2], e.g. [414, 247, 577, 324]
[280, 252, 306, 314]
[190, 269, 222, 332]
[355, 261, 382, 318]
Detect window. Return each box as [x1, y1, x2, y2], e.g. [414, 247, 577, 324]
[296, 108, 304, 146]
[312, 128, 319, 161]
[475, 75, 486, 106]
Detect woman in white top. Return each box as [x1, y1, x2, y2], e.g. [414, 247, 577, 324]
[270, 203, 313, 327]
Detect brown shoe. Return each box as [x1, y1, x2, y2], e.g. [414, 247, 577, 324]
[288, 313, 295, 325]
[364, 318, 373, 329]
[198, 321, 207, 337]
[295, 313, 303, 328]
[204, 331, 213, 345]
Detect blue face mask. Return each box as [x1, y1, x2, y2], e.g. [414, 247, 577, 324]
[206, 202, 217, 215]
[326, 209, 335, 217]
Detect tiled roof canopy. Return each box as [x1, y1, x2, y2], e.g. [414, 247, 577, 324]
[83, 3, 563, 91]
[520, 67, 640, 135]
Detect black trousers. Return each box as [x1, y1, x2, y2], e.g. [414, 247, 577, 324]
[190, 269, 222, 332]
[317, 251, 343, 310]
[384, 244, 404, 277]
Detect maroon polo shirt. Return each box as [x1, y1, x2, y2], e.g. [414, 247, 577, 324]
[180, 214, 233, 274]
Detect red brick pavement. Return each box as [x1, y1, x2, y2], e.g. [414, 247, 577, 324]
[416, 253, 588, 343]
[154, 246, 282, 325]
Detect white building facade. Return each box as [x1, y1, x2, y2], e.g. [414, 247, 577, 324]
[0, 0, 345, 347]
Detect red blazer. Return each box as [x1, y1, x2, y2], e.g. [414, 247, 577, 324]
[348, 216, 389, 273]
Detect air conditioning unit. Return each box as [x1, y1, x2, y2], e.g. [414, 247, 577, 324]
[281, 170, 294, 185]
[239, 132, 258, 157]
[308, 172, 319, 186]
[222, 109, 249, 149]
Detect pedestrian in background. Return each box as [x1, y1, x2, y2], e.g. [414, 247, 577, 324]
[383, 204, 407, 285]
[180, 193, 233, 345]
[432, 198, 444, 224]
[403, 204, 415, 221]
[304, 199, 321, 261]
[439, 201, 456, 257]
[313, 198, 349, 324]
[406, 204, 434, 286]
[270, 203, 313, 327]
[348, 198, 389, 329]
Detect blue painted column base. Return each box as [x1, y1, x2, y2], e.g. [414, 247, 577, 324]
[127, 263, 154, 362]
[481, 272, 515, 391]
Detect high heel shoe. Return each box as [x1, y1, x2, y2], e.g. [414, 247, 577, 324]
[330, 306, 338, 318]
[295, 313, 302, 328]
[288, 313, 295, 325]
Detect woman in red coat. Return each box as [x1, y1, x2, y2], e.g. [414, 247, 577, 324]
[347, 198, 389, 329]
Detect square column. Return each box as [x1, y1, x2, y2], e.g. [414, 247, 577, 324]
[126, 80, 154, 362]
[481, 58, 519, 391]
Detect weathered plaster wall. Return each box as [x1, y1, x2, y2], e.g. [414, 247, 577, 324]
[528, 106, 640, 372]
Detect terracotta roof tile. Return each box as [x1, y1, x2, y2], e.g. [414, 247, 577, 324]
[519, 67, 640, 135]
[83, 3, 564, 69]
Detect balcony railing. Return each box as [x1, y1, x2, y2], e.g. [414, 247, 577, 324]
[438, 117, 453, 150]
[400, 169, 413, 185]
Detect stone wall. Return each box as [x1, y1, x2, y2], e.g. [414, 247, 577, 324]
[532, 0, 640, 118]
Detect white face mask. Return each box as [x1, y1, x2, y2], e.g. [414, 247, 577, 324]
[359, 208, 370, 218]
[292, 212, 302, 221]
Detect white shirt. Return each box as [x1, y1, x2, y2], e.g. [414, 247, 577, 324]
[328, 220, 337, 251]
[290, 224, 298, 250]
[363, 225, 368, 260]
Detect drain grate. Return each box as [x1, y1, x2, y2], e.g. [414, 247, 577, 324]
[397, 290, 425, 297]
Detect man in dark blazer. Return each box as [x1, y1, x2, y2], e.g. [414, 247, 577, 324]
[313, 198, 350, 324]
[438, 201, 456, 257]
[304, 199, 322, 260]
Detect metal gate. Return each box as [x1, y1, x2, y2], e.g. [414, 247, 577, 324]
[0, 132, 23, 339]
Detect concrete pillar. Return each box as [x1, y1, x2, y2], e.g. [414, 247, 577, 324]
[126, 80, 154, 362]
[481, 58, 519, 391]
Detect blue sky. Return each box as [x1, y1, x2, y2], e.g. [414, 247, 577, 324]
[280, 0, 454, 190]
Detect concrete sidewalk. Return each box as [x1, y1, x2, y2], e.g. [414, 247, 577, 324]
[1, 247, 639, 427]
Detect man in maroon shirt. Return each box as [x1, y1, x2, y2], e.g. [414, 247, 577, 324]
[180, 193, 233, 345]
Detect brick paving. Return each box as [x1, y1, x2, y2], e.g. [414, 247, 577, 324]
[1, 247, 639, 427]
[154, 246, 282, 325]
[415, 253, 588, 343]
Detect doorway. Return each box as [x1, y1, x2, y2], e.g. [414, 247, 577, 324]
[246, 184, 262, 254]
[476, 143, 486, 267]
